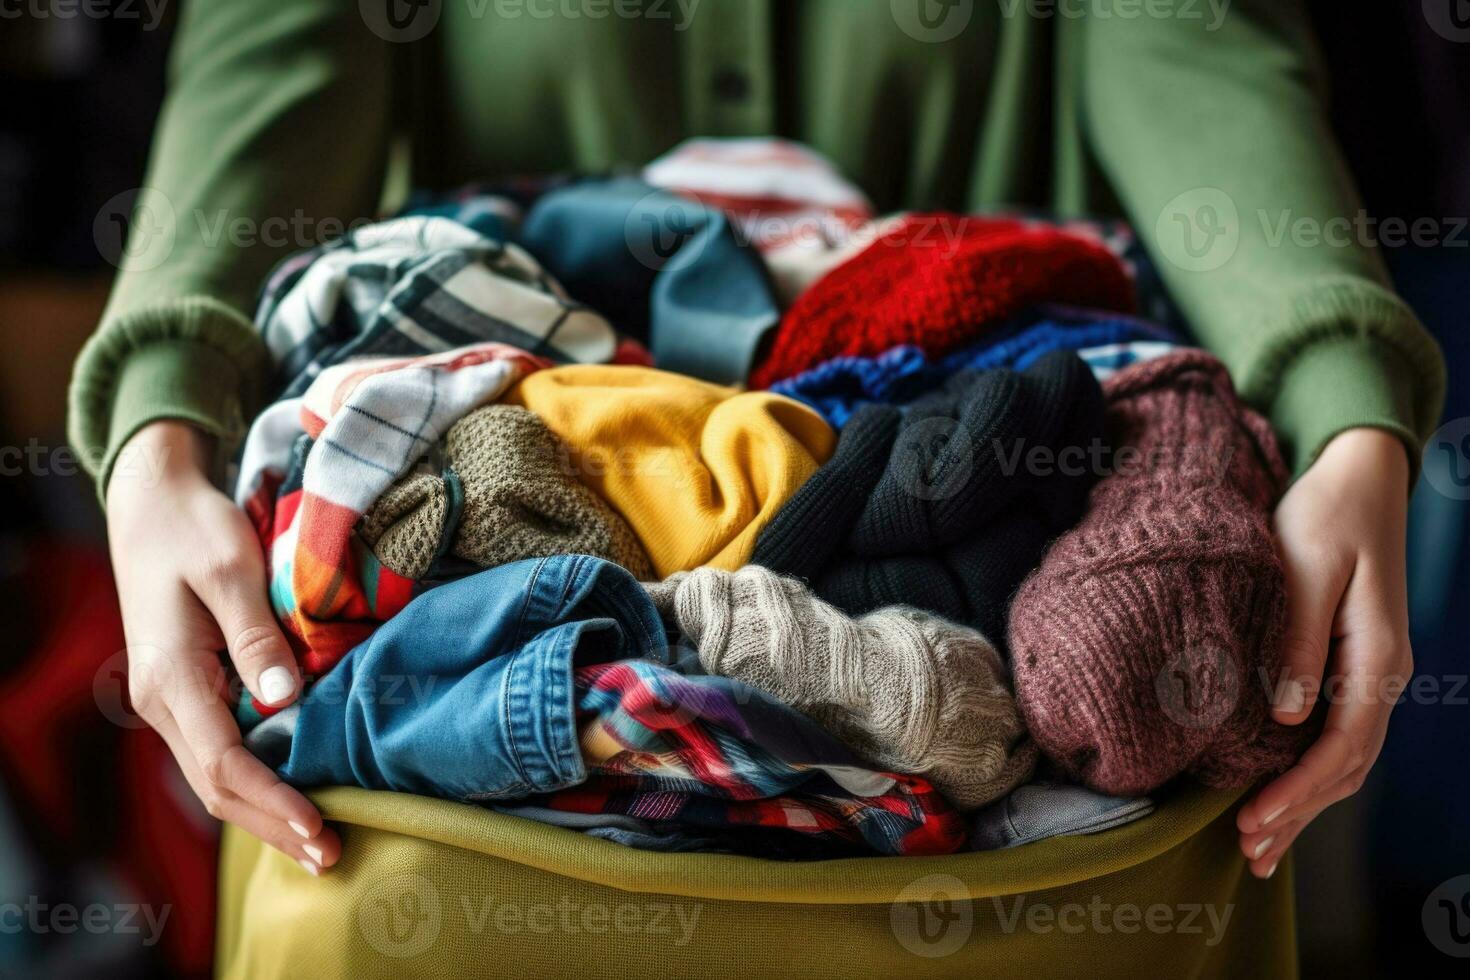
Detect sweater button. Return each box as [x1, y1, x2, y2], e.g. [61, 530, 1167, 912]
[711, 67, 750, 103]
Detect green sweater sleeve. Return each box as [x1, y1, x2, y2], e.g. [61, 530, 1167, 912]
[1078, 0, 1445, 477]
[67, 0, 391, 496]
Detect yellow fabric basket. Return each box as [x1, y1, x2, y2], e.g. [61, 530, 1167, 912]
[216, 781, 1296, 978]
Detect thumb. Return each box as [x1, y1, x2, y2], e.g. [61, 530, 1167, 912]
[193, 548, 301, 709]
[1272, 540, 1351, 725]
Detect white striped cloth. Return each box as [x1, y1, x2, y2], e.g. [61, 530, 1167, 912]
[254, 215, 616, 399]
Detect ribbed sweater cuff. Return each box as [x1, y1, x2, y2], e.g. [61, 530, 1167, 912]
[67, 297, 268, 501]
[1256, 279, 1445, 484]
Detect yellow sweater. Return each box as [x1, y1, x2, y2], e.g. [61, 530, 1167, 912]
[504, 366, 835, 577]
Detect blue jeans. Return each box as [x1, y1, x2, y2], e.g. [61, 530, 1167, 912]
[246, 555, 668, 800]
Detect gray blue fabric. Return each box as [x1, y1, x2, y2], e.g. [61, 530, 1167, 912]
[244, 555, 668, 800]
[968, 781, 1155, 851]
[518, 177, 779, 383]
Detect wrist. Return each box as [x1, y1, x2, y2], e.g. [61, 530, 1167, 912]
[105, 421, 216, 516]
[1316, 427, 1410, 477]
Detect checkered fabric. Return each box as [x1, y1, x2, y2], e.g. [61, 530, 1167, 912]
[254, 214, 620, 400]
[522, 659, 967, 857]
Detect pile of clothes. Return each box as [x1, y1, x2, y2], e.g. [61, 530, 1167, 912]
[234, 138, 1315, 859]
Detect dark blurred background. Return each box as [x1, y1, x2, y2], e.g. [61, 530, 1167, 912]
[0, 3, 1465, 977]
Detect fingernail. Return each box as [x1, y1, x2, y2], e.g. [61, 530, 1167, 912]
[1262, 805, 1288, 827]
[289, 821, 312, 839]
[303, 843, 324, 864]
[259, 666, 296, 705]
[1275, 679, 1305, 714]
[298, 858, 320, 877]
[1265, 861, 1280, 879]
[1253, 836, 1276, 860]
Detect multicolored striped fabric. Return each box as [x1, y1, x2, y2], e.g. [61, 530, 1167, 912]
[517, 659, 967, 858]
[233, 343, 547, 721]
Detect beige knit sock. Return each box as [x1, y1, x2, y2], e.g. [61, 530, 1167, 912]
[645, 566, 1036, 810]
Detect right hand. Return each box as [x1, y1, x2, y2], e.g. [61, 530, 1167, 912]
[106, 420, 339, 874]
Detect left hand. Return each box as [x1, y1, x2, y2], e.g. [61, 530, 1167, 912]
[1235, 427, 1414, 878]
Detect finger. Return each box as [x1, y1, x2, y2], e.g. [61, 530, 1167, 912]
[1238, 661, 1391, 837]
[157, 650, 326, 836]
[1247, 819, 1308, 879]
[1270, 533, 1350, 724]
[1239, 813, 1308, 867]
[151, 710, 342, 871]
[191, 548, 301, 708]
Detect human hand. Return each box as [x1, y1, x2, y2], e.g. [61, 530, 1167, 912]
[106, 421, 340, 874]
[1236, 427, 1413, 877]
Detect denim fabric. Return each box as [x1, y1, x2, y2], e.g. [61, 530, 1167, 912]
[520, 177, 779, 384]
[968, 781, 1155, 851]
[246, 555, 668, 801]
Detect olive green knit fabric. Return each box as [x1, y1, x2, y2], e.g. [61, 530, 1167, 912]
[360, 404, 653, 581]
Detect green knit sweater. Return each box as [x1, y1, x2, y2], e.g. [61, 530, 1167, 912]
[68, 0, 1445, 495]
